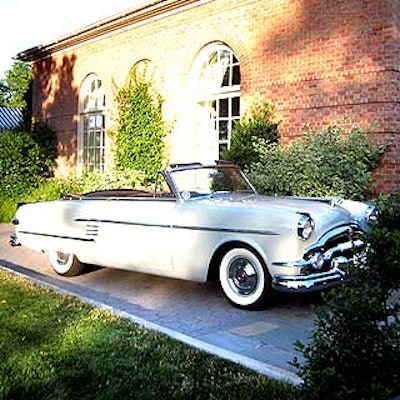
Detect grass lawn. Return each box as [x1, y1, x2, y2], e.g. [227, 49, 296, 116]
[0, 270, 298, 399]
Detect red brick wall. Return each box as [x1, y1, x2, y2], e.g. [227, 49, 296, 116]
[32, 0, 399, 193]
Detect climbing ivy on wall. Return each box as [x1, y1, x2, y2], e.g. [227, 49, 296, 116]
[113, 78, 167, 183]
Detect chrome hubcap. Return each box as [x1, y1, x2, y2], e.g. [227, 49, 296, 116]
[56, 252, 70, 265]
[228, 257, 258, 296]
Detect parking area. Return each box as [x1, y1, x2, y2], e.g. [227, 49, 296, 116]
[0, 224, 319, 384]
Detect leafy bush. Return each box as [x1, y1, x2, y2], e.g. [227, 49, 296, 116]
[30, 122, 58, 176]
[292, 193, 400, 400]
[0, 124, 57, 198]
[221, 102, 279, 168]
[113, 79, 167, 183]
[0, 197, 19, 224]
[0, 131, 43, 197]
[247, 124, 386, 200]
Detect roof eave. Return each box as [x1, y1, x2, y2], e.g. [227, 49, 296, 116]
[15, 0, 204, 62]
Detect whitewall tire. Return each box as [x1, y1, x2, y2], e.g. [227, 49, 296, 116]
[219, 247, 272, 310]
[48, 251, 83, 277]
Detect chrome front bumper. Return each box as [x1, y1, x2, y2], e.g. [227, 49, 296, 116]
[272, 266, 348, 292]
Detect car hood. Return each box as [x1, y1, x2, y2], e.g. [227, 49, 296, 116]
[197, 193, 359, 232]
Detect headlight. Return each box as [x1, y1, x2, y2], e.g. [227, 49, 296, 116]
[298, 214, 315, 240]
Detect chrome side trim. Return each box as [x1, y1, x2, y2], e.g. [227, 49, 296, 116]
[75, 218, 279, 236]
[17, 230, 95, 242]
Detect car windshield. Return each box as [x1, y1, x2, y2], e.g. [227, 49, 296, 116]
[170, 166, 256, 197]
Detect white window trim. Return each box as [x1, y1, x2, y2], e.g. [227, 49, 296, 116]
[193, 43, 241, 157]
[78, 74, 106, 174]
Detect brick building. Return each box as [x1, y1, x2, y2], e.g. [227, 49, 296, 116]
[16, 0, 400, 193]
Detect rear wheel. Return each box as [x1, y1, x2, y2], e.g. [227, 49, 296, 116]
[48, 251, 83, 277]
[219, 247, 272, 310]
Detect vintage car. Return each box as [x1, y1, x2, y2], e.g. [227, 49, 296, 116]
[10, 162, 376, 310]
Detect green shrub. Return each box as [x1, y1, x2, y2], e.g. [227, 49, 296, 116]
[113, 79, 167, 183]
[221, 102, 279, 168]
[0, 197, 19, 224]
[247, 124, 386, 200]
[30, 122, 58, 177]
[0, 124, 57, 198]
[0, 130, 42, 196]
[292, 193, 400, 400]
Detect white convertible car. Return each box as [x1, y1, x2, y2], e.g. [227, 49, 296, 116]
[10, 162, 375, 309]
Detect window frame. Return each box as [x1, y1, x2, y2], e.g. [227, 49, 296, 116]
[78, 74, 107, 174]
[194, 43, 241, 159]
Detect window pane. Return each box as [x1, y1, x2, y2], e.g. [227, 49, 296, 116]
[220, 49, 230, 63]
[232, 97, 240, 116]
[219, 121, 228, 141]
[89, 115, 95, 129]
[95, 131, 101, 146]
[219, 98, 228, 117]
[221, 66, 230, 87]
[83, 132, 88, 147]
[95, 114, 103, 128]
[232, 65, 240, 85]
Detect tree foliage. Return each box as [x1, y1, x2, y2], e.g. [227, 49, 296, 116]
[113, 79, 167, 183]
[0, 61, 32, 108]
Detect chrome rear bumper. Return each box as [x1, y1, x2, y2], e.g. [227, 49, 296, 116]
[9, 234, 20, 247]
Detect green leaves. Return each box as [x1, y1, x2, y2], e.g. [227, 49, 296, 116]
[293, 195, 400, 400]
[248, 124, 386, 200]
[222, 102, 279, 169]
[0, 124, 57, 198]
[0, 61, 32, 108]
[114, 80, 167, 183]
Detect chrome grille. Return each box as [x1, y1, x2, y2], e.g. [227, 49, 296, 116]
[304, 225, 363, 272]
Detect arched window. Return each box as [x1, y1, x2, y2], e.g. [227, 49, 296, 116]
[78, 74, 106, 173]
[195, 44, 240, 158]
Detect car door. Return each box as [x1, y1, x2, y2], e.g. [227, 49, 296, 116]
[77, 197, 177, 274]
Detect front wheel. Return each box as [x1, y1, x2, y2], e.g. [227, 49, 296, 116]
[219, 247, 272, 310]
[48, 251, 83, 277]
